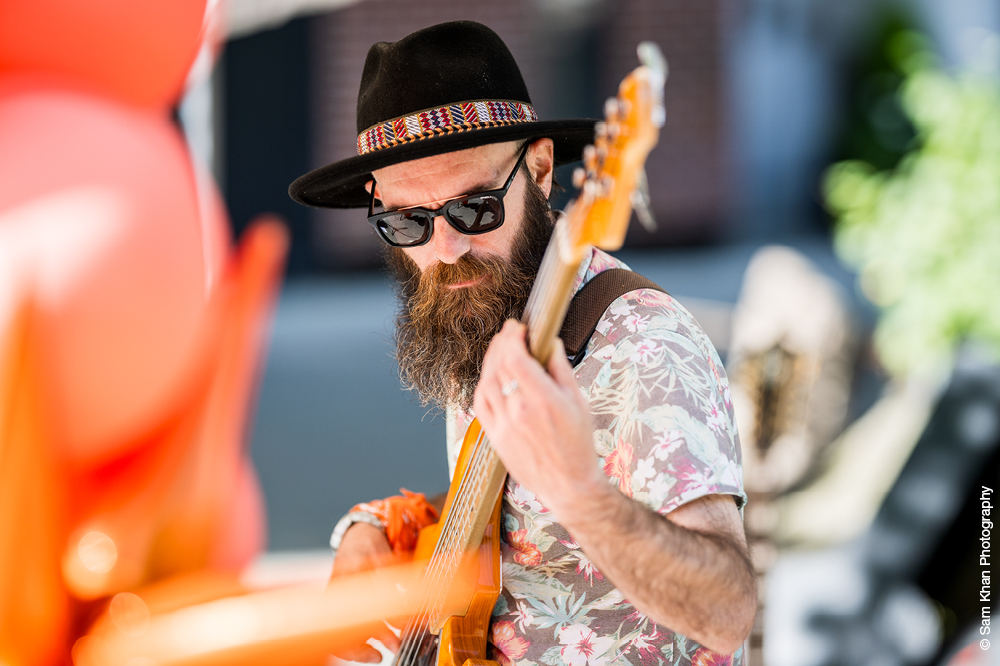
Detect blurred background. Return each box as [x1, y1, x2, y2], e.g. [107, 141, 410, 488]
[1, 0, 998, 663]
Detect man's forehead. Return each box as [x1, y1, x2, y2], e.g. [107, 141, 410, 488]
[372, 141, 520, 207]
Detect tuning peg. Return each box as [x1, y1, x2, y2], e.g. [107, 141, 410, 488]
[637, 41, 669, 87]
[604, 97, 620, 121]
[601, 175, 615, 197]
[572, 167, 586, 189]
[636, 42, 668, 128]
[583, 145, 597, 172]
[630, 168, 657, 232]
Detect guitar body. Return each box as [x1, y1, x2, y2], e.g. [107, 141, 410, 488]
[414, 418, 502, 666]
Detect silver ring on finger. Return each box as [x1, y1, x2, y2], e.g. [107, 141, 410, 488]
[500, 379, 520, 397]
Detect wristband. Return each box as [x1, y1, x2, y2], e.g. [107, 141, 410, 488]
[329, 511, 384, 558]
[348, 489, 439, 555]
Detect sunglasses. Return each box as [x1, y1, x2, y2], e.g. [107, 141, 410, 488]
[367, 145, 528, 247]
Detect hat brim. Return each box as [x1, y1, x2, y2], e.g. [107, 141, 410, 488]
[289, 119, 596, 209]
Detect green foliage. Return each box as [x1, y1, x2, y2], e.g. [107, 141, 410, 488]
[824, 33, 1000, 376]
[832, 10, 921, 171]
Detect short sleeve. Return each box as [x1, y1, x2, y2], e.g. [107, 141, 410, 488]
[574, 288, 746, 515]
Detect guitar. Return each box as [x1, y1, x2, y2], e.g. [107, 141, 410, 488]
[72, 42, 667, 666]
[393, 42, 668, 666]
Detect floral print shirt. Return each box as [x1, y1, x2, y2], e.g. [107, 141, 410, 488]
[445, 248, 747, 666]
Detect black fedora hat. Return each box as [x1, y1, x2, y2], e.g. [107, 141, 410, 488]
[289, 20, 597, 209]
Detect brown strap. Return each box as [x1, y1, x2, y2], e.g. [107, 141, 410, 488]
[559, 268, 667, 367]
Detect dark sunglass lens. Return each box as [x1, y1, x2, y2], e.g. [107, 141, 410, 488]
[446, 196, 503, 231]
[378, 213, 430, 246]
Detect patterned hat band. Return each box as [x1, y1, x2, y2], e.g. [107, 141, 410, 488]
[357, 99, 539, 155]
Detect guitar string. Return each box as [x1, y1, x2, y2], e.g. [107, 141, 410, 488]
[523, 221, 561, 329]
[395, 429, 494, 665]
[415, 431, 496, 657]
[522, 229, 567, 364]
[396, 375, 538, 663]
[526, 218, 572, 352]
[397, 442, 493, 666]
[421, 434, 493, 619]
[522, 214, 562, 326]
[395, 446, 482, 666]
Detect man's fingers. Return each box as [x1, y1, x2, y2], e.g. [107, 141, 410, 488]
[547, 338, 573, 382]
[476, 320, 525, 423]
[379, 621, 402, 651]
[472, 367, 502, 431]
[547, 338, 586, 405]
[333, 640, 383, 663]
[499, 344, 556, 405]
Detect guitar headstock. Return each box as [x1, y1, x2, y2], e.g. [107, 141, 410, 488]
[566, 42, 667, 253]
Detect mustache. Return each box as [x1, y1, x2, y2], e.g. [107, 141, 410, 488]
[423, 255, 494, 291]
[409, 256, 509, 323]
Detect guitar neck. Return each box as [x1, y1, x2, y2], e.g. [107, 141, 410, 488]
[522, 217, 587, 365]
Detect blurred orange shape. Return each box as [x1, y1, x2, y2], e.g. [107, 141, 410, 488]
[76, 532, 118, 574]
[208, 447, 268, 573]
[73, 558, 478, 666]
[0, 303, 70, 666]
[141, 216, 286, 580]
[61, 528, 127, 600]
[59, 216, 286, 599]
[108, 593, 150, 637]
[0, 84, 227, 467]
[0, 0, 208, 110]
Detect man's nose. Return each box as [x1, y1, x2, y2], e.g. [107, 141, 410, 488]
[431, 215, 471, 264]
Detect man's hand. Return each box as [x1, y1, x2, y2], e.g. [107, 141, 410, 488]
[329, 523, 400, 662]
[474, 320, 606, 516]
[473, 320, 756, 654]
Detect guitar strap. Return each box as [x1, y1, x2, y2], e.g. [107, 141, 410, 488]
[559, 267, 668, 367]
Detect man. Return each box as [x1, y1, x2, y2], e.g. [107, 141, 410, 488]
[290, 20, 755, 666]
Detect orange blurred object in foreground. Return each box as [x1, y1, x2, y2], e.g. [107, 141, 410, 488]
[0, 212, 287, 660]
[73, 556, 483, 666]
[0, 304, 70, 666]
[0, 0, 208, 110]
[0, 83, 227, 466]
[61, 217, 287, 599]
[0, 1, 287, 662]
[0, 84, 288, 658]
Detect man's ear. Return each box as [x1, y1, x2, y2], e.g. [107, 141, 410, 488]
[528, 138, 555, 198]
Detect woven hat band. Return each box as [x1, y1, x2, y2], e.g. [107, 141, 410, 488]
[357, 99, 539, 155]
